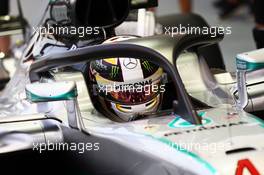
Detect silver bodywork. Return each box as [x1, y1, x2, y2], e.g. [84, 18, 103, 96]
[0, 44, 264, 175]
[177, 52, 264, 113]
[2, 3, 263, 174]
[0, 114, 63, 153]
[52, 65, 264, 174]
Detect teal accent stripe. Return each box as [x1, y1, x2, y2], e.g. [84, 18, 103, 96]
[198, 111, 206, 117]
[168, 117, 180, 128]
[26, 89, 77, 102]
[156, 137, 217, 174]
[145, 133, 217, 174]
[249, 114, 264, 128]
[236, 58, 264, 71]
[158, 138, 217, 174]
[151, 111, 217, 174]
[168, 111, 207, 128]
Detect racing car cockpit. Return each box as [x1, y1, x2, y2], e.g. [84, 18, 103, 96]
[28, 30, 225, 124]
[13, 31, 224, 175]
[1, 29, 224, 174]
[0, 0, 233, 174]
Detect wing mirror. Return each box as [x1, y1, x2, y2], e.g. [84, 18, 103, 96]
[25, 81, 84, 130]
[236, 48, 264, 110]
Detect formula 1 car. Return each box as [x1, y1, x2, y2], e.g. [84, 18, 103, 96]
[1, 0, 264, 175]
[3, 32, 264, 175]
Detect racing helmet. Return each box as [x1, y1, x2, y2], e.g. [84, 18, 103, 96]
[89, 36, 165, 121]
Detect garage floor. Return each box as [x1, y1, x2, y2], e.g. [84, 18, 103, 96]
[8, 0, 256, 72]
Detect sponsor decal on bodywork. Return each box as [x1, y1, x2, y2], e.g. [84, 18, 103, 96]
[165, 112, 249, 137]
[165, 121, 248, 137]
[168, 112, 212, 128]
[235, 159, 260, 175]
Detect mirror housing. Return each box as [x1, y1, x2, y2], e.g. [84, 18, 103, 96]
[26, 81, 77, 102]
[26, 81, 83, 130]
[236, 48, 264, 71]
[236, 48, 264, 110]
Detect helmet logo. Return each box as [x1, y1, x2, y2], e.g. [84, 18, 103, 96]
[123, 58, 138, 69]
[110, 66, 119, 78]
[142, 61, 153, 72]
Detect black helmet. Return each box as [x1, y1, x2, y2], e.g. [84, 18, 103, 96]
[88, 36, 165, 122]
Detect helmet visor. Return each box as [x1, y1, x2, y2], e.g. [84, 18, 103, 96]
[102, 82, 163, 105]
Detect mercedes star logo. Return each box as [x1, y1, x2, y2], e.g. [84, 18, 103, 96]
[123, 58, 138, 69]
